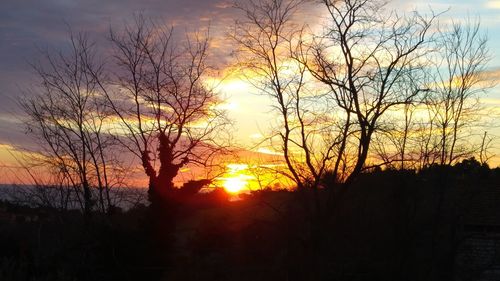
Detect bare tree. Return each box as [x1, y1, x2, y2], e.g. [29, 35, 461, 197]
[479, 131, 494, 164]
[96, 16, 231, 206]
[427, 19, 491, 165]
[231, 0, 343, 220]
[372, 87, 435, 170]
[231, 0, 440, 219]
[20, 33, 122, 215]
[302, 0, 436, 183]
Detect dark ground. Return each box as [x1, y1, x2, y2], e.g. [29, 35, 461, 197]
[1, 159, 499, 281]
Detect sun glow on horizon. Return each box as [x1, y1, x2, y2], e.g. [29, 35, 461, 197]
[215, 162, 293, 194]
[218, 163, 253, 193]
[222, 175, 250, 193]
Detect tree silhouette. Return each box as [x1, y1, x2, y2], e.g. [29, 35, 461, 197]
[93, 16, 231, 207]
[428, 19, 492, 165]
[232, 0, 436, 192]
[231, 0, 346, 233]
[20, 33, 123, 216]
[371, 19, 493, 169]
[302, 0, 436, 183]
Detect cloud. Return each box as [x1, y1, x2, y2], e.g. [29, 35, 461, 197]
[482, 68, 500, 80]
[0, 0, 240, 145]
[0, 0, 322, 151]
[486, 1, 500, 9]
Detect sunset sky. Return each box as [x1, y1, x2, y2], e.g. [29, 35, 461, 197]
[1, 0, 500, 189]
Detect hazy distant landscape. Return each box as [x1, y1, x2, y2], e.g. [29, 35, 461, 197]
[0, 184, 148, 210]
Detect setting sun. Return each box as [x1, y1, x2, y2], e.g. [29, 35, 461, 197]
[214, 162, 294, 194]
[218, 163, 253, 193]
[222, 176, 248, 193]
